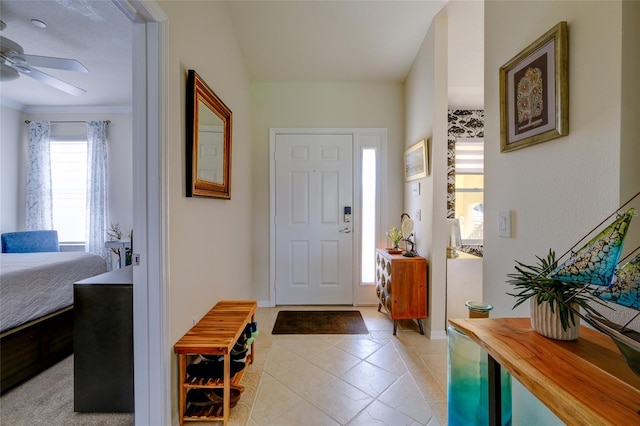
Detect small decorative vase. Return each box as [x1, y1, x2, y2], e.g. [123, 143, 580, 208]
[530, 299, 579, 341]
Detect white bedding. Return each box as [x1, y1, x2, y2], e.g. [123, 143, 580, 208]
[0, 252, 107, 333]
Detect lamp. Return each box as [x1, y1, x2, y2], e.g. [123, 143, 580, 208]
[447, 218, 462, 258]
[401, 213, 418, 257]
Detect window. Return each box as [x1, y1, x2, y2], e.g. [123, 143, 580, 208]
[49, 139, 87, 243]
[454, 138, 484, 244]
[360, 148, 377, 283]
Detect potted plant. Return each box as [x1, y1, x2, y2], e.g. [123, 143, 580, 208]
[386, 226, 403, 250]
[506, 249, 606, 340]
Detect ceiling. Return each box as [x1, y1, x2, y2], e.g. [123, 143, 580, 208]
[0, 0, 132, 109]
[0, 0, 483, 110]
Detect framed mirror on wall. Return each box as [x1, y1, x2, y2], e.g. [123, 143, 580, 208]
[185, 69, 232, 199]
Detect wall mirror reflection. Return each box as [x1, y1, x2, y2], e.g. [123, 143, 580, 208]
[186, 69, 232, 199]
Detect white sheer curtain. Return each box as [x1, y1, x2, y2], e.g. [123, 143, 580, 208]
[86, 121, 109, 263]
[26, 121, 53, 230]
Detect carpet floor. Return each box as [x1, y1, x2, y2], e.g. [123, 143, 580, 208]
[271, 310, 369, 334]
[0, 355, 133, 425]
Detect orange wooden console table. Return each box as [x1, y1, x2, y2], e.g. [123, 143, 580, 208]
[174, 300, 257, 425]
[449, 317, 640, 426]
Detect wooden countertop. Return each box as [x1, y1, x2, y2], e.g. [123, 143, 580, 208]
[448, 317, 640, 426]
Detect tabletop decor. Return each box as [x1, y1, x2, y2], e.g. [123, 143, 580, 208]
[507, 248, 605, 340]
[507, 192, 640, 374]
[401, 213, 417, 257]
[499, 21, 568, 152]
[385, 226, 403, 253]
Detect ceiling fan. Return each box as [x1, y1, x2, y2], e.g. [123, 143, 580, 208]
[0, 20, 88, 96]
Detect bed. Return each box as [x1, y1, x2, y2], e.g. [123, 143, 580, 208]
[0, 251, 107, 393]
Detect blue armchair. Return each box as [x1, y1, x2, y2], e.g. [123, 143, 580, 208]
[1, 230, 60, 253]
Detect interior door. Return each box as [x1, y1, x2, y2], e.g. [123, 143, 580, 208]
[274, 133, 353, 305]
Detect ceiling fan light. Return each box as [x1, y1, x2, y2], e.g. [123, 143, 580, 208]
[31, 19, 47, 29]
[0, 63, 19, 81]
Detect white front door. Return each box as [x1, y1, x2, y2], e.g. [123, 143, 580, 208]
[274, 133, 353, 305]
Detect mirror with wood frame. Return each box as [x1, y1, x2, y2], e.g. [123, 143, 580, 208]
[186, 69, 232, 199]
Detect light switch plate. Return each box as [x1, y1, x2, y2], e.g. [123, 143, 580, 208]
[412, 182, 420, 196]
[498, 210, 512, 238]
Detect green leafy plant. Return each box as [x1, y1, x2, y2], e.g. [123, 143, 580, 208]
[386, 226, 403, 247]
[506, 249, 607, 331]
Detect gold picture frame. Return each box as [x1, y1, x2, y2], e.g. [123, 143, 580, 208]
[404, 139, 428, 181]
[500, 21, 568, 153]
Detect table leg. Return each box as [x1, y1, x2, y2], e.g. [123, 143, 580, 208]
[488, 354, 502, 426]
[178, 354, 186, 426]
[250, 313, 256, 365]
[223, 353, 230, 425]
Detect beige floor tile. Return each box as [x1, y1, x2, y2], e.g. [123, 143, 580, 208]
[340, 360, 399, 397]
[305, 376, 373, 424]
[275, 336, 335, 359]
[429, 400, 448, 425]
[308, 345, 362, 376]
[395, 346, 427, 371]
[409, 369, 447, 402]
[378, 373, 436, 424]
[365, 342, 408, 375]
[243, 307, 449, 426]
[265, 348, 336, 399]
[421, 353, 448, 391]
[334, 337, 383, 359]
[267, 398, 340, 426]
[250, 374, 304, 425]
[347, 400, 422, 426]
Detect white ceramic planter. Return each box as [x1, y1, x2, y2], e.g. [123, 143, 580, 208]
[530, 299, 579, 341]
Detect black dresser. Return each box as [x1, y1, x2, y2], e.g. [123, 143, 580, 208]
[73, 265, 133, 412]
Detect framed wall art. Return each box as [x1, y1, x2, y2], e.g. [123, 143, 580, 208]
[186, 70, 233, 199]
[500, 21, 568, 153]
[404, 139, 428, 181]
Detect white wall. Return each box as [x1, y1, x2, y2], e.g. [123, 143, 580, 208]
[158, 0, 252, 341]
[484, 0, 625, 318]
[484, 1, 637, 423]
[620, 0, 640, 251]
[404, 12, 449, 338]
[0, 105, 24, 233]
[250, 82, 405, 304]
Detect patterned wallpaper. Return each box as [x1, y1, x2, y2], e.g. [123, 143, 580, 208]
[448, 110, 484, 256]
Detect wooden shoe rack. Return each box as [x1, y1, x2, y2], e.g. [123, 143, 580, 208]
[174, 300, 257, 425]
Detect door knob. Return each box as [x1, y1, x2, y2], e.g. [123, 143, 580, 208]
[339, 227, 351, 233]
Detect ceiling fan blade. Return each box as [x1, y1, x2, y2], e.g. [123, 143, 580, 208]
[8, 52, 88, 73]
[18, 66, 86, 96]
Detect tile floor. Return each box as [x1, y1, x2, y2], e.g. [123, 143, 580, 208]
[223, 306, 449, 426]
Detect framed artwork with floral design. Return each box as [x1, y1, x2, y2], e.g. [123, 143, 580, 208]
[500, 21, 568, 152]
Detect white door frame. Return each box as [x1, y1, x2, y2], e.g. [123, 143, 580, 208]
[269, 128, 387, 307]
[116, 1, 169, 425]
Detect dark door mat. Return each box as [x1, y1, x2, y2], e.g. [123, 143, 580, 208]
[271, 310, 369, 335]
